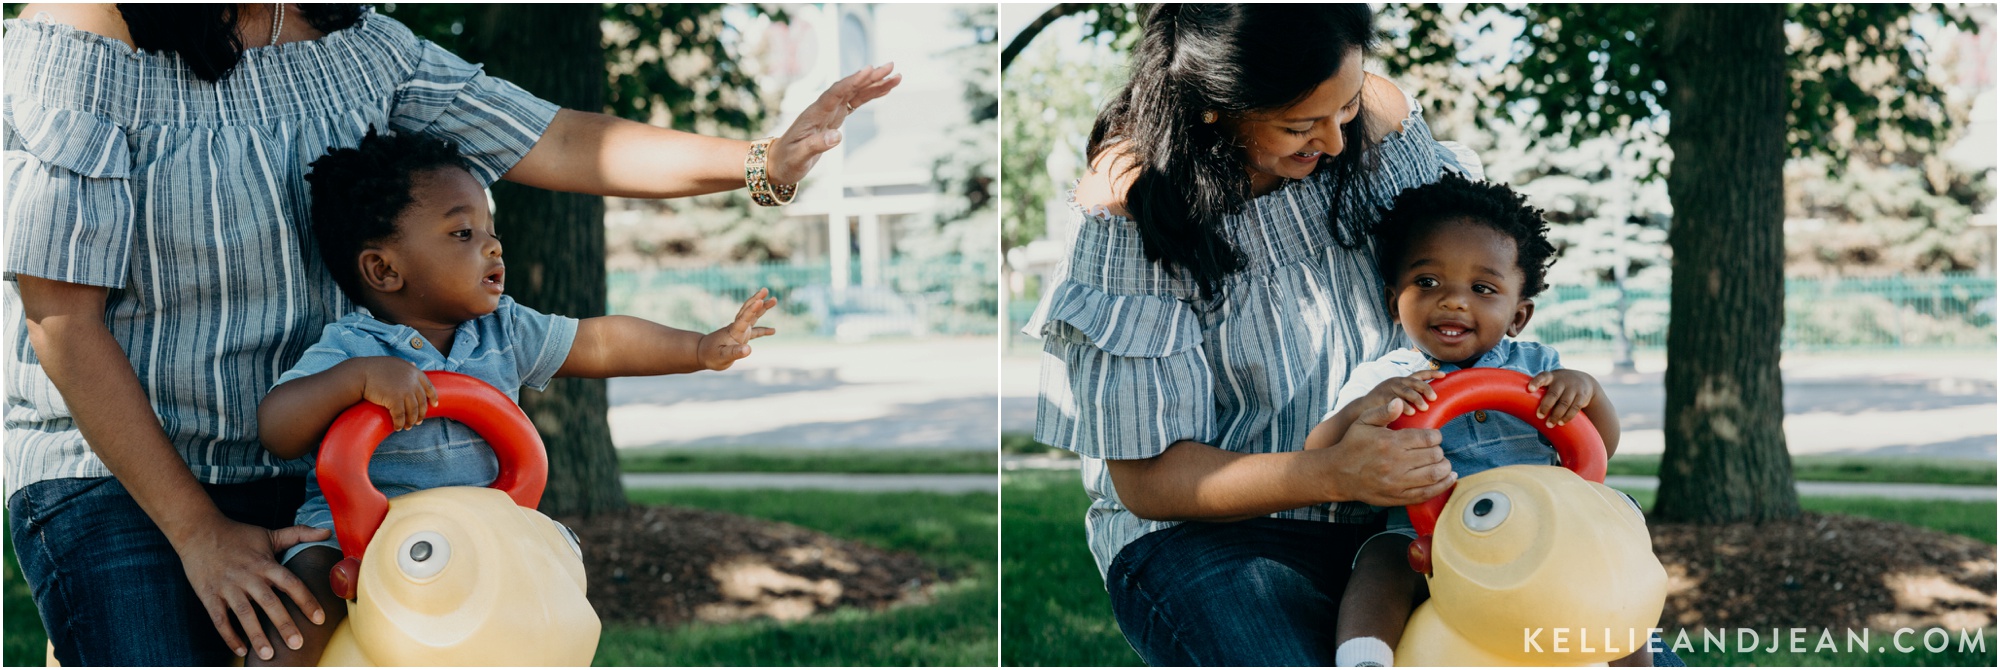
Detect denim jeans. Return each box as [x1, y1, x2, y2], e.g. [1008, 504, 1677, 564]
[1105, 517, 1686, 667]
[9, 476, 306, 666]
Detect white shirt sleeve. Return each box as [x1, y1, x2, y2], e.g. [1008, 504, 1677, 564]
[1326, 349, 1435, 422]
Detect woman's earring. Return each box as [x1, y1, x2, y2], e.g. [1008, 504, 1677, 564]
[1201, 110, 1218, 124]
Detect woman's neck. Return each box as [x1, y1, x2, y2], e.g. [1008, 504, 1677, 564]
[234, 4, 323, 48]
[1248, 171, 1287, 198]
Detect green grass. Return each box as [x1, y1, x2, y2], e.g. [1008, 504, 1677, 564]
[1001, 469, 1998, 667]
[1608, 454, 1996, 487]
[4, 522, 42, 667]
[3, 488, 997, 667]
[619, 446, 995, 475]
[1000, 471, 1142, 667]
[1616, 489, 1997, 544]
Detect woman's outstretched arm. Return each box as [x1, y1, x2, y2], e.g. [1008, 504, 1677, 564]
[501, 64, 901, 199]
[1107, 399, 1456, 522]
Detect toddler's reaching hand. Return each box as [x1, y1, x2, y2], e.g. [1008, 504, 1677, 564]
[698, 288, 778, 371]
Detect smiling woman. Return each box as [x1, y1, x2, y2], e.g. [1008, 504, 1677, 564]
[1014, 3, 1686, 667]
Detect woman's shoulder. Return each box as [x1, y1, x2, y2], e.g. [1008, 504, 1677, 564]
[1360, 73, 1415, 143]
[10, 4, 133, 48]
[1072, 142, 1138, 221]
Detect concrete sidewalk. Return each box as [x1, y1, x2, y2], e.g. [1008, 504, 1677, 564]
[609, 337, 998, 450]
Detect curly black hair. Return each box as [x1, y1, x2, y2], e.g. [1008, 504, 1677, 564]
[1372, 172, 1558, 300]
[304, 128, 470, 303]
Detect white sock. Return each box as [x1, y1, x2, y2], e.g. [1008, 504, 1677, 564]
[1336, 637, 1395, 667]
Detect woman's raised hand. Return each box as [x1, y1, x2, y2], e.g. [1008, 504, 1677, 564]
[764, 63, 903, 186]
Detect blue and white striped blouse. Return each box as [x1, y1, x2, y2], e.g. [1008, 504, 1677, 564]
[1027, 98, 1476, 579]
[2, 8, 558, 499]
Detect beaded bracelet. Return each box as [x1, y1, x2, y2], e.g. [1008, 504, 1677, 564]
[745, 138, 798, 207]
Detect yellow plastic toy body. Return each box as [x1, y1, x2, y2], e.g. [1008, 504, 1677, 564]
[316, 486, 600, 666]
[1395, 465, 1668, 666]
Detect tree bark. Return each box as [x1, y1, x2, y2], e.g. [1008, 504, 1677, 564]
[464, 5, 626, 517]
[1651, 4, 1798, 524]
[1000, 3, 1088, 71]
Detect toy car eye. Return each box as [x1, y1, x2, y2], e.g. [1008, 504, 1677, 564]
[1462, 491, 1511, 532]
[397, 530, 451, 580]
[551, 518, 582, 558]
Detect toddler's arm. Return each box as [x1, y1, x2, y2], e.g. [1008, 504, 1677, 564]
[258, 357, 438, 460]
[558, 289, 776, 379]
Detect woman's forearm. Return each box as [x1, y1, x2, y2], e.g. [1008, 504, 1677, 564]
[502, 109, 752, 199]
[1109, 400, 1456, 522]
[1109, 441, 1347, 522]
[18, 277, 228, 543]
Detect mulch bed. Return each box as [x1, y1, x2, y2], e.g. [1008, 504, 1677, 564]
[1652, 512, 1996, 632]
[555, 505, 938, 626]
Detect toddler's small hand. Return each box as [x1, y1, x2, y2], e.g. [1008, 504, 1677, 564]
[1528, 369, 1596, 427]
[1367, 369, 1445, 416]
[357, 357, 438, 431]
[699, 288, 778, 371]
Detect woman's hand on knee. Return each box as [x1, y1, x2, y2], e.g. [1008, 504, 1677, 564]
[1316, 398, 1455, 507]
[171, 516, 331, 661]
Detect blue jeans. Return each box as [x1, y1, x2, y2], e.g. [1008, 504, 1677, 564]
[9, 476, 306, 666]
[1105, 517, 1686, 667]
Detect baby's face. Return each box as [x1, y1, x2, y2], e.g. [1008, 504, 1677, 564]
[384, 167, 505, 322]
[1388, 218, 1533, 367]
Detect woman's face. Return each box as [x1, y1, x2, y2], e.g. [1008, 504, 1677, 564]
[1230, 47, 1367, 195]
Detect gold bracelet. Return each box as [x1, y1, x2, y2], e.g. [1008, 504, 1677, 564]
[745, 138, 797, 207]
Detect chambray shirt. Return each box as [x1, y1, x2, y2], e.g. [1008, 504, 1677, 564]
[1329, 338, 1564, 539]
[281, 296, 576, 555]
[2, 8, 558, 499]
[1027, 96, 1480, 579]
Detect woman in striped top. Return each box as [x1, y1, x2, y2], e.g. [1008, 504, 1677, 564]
[1026, 5, 1464, 665]
[3, 5, 896, 665]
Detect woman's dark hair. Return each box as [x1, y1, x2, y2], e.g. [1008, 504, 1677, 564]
[1372, 173, 1558, 300]
[1087, 3, 1379, 300]
[305, 128, 469, 303]
[116, 4, 365, 82]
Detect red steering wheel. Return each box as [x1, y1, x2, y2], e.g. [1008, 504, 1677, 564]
[1386, 367, 1606, 575]
[317, 371, 548, 599]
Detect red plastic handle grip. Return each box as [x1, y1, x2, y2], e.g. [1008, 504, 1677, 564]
[1386, 367, 1606, 540]
[317, 371, 548, 582]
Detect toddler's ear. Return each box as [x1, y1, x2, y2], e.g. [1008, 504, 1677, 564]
[359, 249, 403, 294]
[1506, 298, 1534, 337]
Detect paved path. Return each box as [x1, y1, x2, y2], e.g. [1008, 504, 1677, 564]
[623, 472, 997, 493]
[610, 337, 998, 450]
[1004, 350, 1997, 460]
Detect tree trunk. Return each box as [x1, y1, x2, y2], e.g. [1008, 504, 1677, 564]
[464, 5, 626, 517]
[1651, 4, 1798, 524]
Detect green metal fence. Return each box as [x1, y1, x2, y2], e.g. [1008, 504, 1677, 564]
[1007, 273, 1996, 352]
[607, 257, 999, 340]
